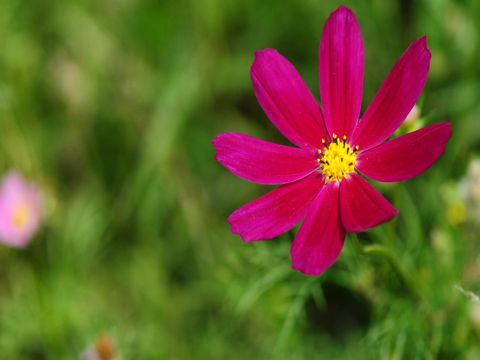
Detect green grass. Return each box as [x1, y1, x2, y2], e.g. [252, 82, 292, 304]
[0, 0, 478, 358]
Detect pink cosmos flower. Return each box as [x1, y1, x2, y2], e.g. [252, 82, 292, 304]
[212, 6, 452, 276]
[0, 171, 43, 247]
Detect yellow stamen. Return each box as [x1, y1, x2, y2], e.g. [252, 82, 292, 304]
[12, 204, 30, 230]
[318, 136, 358, 184]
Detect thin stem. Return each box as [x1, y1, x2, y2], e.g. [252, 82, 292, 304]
[273, 279, 314, 354]
[350, 232, 362, 249]
[287, 229, 295, 242]
[358, 241, 420, 300]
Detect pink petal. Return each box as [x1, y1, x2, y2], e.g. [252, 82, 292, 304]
[228, 173, 324, 242]
[0, 171, 43, 248]
[340, 173, 398, 233]
[213, 132, 319, 185]
[356, 122, 452, 182]
[350, 37, 431, 150]
[291, 183, 345, 276]
[319, 6, 364, 139]
[251, 49, 329, 149]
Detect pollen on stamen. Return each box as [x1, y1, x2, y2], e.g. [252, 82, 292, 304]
[317, 137, 360, 184]
[12, 204, 30, 230]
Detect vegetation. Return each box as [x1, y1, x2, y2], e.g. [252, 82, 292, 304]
[0, 0, 479, 358]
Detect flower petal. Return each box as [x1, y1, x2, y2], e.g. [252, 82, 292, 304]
[228, 173, 324, 242]
[291, 183, 345, 276]
[251, 49, 329, 149]
[340, 173, 398, 233]
[213, 132, 319, 185]
[319, 6, 364, 139]
[356, 122, 452, 182]
[0, 172, 43, 248]
[351, 37, 431, 150]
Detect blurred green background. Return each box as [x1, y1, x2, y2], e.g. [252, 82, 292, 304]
[0, 0, 479, 358]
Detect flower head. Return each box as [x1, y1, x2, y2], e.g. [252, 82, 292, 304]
[82, 334, 117, 360]
[0, 171, 43, 247]
[213, 6, 452, 276]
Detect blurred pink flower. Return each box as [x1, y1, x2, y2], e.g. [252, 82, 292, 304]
[213, 6, 452, 276]
[82, 334, 116, 360]
[0, 172, 42, 247]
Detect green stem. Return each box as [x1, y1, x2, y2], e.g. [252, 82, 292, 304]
[287, 229, 295, 242]
[356, 240, 420, 300]
[274, 279, 313, 354]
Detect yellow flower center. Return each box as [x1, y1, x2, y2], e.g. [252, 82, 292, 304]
[318, 134, 359, 184]
[12, 203, 30, 230]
